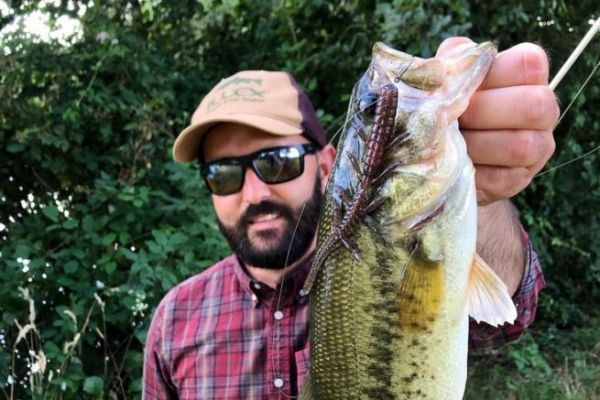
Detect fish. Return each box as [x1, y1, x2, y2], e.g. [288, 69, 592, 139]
[300, 41, 518, 400]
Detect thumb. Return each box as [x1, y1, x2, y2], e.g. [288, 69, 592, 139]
[436, 36, 476, 58]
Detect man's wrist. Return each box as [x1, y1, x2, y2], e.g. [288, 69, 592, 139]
[476, 200, 526, 295]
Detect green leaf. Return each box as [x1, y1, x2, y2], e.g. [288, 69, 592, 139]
[105, 261, 117, 274]
[102, 232, 117, 246]
[42, 205, 60, 222]
[83, 376, 104, 395]
[6, 143, 25, 153]
[63, 218, 78, 229]
[82, 215, 95, 232]
[64, 260, 78, 274]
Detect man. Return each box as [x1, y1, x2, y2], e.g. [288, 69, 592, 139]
[143, 38, 558, 399]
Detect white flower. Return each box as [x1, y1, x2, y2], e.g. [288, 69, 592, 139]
[95, 31, 109, 43]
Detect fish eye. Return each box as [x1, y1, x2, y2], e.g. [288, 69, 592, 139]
[358, 92, 378, 116]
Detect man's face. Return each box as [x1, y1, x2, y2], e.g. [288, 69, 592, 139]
[202, 123, 333, 270]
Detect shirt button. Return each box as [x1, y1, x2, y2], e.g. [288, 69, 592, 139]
[253, 282, 261, 290]
[273, 378, 284, 388]
[274, 310, 284, 320]
[299, 288, 307, 297]
[251, 294, 258, 302]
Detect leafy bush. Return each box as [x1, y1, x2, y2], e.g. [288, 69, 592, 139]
[1, 0, 598, 398]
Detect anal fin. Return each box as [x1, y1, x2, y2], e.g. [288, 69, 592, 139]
[467, 253, 517, 326]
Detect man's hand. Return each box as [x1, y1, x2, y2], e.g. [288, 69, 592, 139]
[438, 37, 559, 205]
[437, 37, 558, 295]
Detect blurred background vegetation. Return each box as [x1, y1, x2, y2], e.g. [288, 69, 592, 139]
[0, 0, 598, 398]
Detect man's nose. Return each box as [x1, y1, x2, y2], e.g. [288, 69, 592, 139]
[241, 168, 272, 204]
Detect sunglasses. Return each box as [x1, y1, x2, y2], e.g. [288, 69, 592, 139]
[200, 143, 320, 195]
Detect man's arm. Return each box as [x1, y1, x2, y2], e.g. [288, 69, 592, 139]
[477, 200, 525, 296]
[143, 302, 177, 400]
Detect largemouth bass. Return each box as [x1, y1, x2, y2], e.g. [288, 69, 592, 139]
[300, 41, 517, 399]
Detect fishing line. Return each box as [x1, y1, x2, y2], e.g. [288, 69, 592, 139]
[555, 57, 600, 127]
[322, 97, 365, 145]
[270, 97, 379, 397]
[274, 97, 380, 293]
[534, 16, 600, 177]
[269, 127, 333, 399]
[550, 16, 600, 90]
[536, 143, 600, 178]
[535, 55, 600, 178]
[270, 200, 310, 398]
[269, 195, 309, 399]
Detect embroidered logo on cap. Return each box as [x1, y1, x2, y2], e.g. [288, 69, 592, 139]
[207, 77, 265, 112]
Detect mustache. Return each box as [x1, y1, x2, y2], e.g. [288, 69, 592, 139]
[239, 200, 295, 228]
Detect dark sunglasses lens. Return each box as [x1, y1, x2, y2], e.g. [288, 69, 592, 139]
[254, 147, 303, 183]
[204, 163, 243, 195]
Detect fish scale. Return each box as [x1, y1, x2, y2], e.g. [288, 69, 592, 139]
[300, 41, 517, 399]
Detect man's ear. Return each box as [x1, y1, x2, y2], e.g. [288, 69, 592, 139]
[317, 144, 336, 192]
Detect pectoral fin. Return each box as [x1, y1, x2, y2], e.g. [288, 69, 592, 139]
[467, 253, 517, 326]
[398, 250, 444, 332]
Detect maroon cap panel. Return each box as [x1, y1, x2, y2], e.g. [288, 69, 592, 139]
[286, 74, 328, 147]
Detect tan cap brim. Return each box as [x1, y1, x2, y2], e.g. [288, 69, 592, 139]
[172, 114, 303, 163]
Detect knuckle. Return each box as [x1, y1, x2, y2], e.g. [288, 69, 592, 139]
[509, 132, 538, 166]
[476, 189, 495, 206]
[500, 171, 518, 195]
[525, 86, 553, 127]
[491, 167, 522, 197]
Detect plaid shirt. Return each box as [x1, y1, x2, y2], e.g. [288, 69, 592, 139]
[143, 239, 544, 400]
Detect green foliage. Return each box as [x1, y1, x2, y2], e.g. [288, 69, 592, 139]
[1, 0, 599, 398]
[465, 315, 600, 399]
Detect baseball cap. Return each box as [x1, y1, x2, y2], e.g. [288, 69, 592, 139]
[173, 70, 328, 163]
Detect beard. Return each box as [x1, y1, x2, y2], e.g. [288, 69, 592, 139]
[218, 177, 322, 270]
